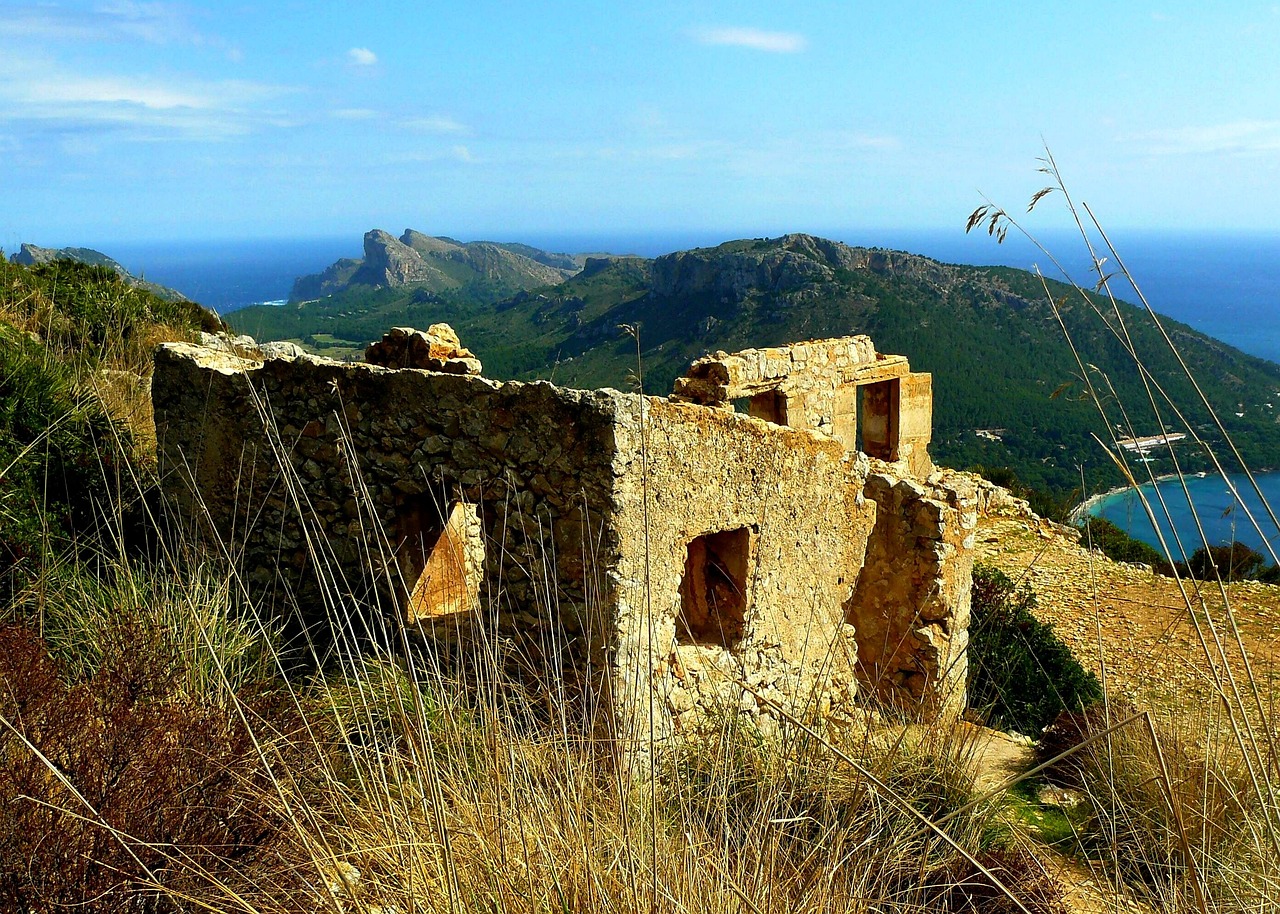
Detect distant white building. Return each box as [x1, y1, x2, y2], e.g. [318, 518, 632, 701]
[1116, 432, 1186, 456]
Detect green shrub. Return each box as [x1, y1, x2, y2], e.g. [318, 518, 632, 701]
[968, 564, 1102, 735]
[2, 259, 220, 366]
[1077, 517, 1171, 570]
[0, 329, 124, 593]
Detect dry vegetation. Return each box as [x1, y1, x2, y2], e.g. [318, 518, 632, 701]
[4, 170, 1280, 913]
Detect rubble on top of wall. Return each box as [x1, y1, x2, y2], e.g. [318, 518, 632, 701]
[365, 324, 483, 375]
[198, 331, 308, 364]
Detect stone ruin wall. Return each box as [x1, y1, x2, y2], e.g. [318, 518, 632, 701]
[152, 343, 627, 689]
[673, 336, 934, 478]
[152, 328, 976, 757]
[605, 396, 877, 750]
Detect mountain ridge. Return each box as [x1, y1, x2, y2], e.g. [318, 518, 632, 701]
[290, 229, 581, 301]
[230, 232, 1280, 496]
[9, 243, 190, 302]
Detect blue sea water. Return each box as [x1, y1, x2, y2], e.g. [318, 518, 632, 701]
[1090, 473, 1280, 559]
[104, 237, 361, 313]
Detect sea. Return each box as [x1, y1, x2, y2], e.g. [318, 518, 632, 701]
[1090, 473, 1280, 559]
[64, 226, 1280, 551]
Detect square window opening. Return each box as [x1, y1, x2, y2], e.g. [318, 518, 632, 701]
[677, 527, 751, 647]
[748, 389, 788, 426]
[397, 498, 484, 621]
[732, 391, 788, 426]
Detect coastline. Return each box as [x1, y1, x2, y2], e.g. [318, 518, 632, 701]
[1068, 473, 1182, 525]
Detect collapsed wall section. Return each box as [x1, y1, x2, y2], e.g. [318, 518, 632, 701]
[845, 473, 978, 715]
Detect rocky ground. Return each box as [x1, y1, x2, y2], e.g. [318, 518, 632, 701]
[970, 511, 1280, 914]
[976, 514, 1280, 718]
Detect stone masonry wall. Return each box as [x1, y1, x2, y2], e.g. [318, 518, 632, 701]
[153, 330, 974, 761]
[604, 397, 877, 755]
[152, 343, 626, 696]
[672, 336, 933, 477]
[845, 472, 978, 713]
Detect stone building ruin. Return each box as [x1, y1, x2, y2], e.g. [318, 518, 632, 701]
[153, 326, 977, 757]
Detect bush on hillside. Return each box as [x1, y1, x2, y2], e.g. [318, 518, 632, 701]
[0, 623, 299, 913]
[967, 464, 1073, 522]
[968, 564, 1102, 735]
[1179, 542, 1270, 582]
[0, 329, 124, 594]
[1, 259, 220, 366]
[0, 258, 221, 596]
[1077, 517, 1171, 571]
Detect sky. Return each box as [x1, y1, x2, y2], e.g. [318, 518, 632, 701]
[4, 1, 1280, 247]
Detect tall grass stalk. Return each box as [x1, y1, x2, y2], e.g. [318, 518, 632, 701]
[973, 151, 1280, 910]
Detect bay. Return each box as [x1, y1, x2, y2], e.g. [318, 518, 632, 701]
[1089, 472, 1280, 559]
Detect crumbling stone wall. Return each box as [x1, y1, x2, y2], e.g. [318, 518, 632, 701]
[153, 328, 974, 761]
[152, 342, 625, 685]
[672, 336, 933, 477]
[605, 397, 876, 753]
[845, 474, 977, 713]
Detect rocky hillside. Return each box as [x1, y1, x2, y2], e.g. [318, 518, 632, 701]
[290, 229, 581, 301]
[9, 243, 189, 302]
[230, 232, 1280, 495]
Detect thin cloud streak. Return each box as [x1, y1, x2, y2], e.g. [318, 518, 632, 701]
[692, 26, 807, 53]
[0, 2, 209, 46]
[399, 115, 469, 134]
[1127, 120, 1280, 156]
[0, 54, 295, 141]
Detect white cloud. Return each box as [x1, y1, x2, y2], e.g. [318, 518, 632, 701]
[25, 75, 213, 110]
[400, 115, 468, 134]
[452, 145, 473, 162]
[1128, 121, 1280, 156]
[348, 47, 378, 66]
[0, 53, 293, 140]
[692, 26, 807, 53]
[0, 2, 207, 45]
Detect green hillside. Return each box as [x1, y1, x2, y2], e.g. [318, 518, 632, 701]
[228, 234, 1280, 496]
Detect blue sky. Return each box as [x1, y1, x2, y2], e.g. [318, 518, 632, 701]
[3, 1, 1280, 246]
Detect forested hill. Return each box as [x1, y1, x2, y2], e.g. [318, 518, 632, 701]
[229, 233, 1280, 496]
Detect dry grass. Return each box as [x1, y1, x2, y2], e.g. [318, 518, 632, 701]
[970, 149, 1280, 912]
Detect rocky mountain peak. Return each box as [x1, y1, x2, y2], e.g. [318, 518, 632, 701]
[353, 230, 441, 288]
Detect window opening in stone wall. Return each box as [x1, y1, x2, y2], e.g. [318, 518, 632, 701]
[677, 527, 751, 647]
[397, 498, 484, 621]
[731, 391, 788, 427]
[857, 379, 900, 460]
[747, 389, 788, 426]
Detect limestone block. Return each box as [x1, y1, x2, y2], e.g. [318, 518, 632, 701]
[365, 325, 482, 374]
